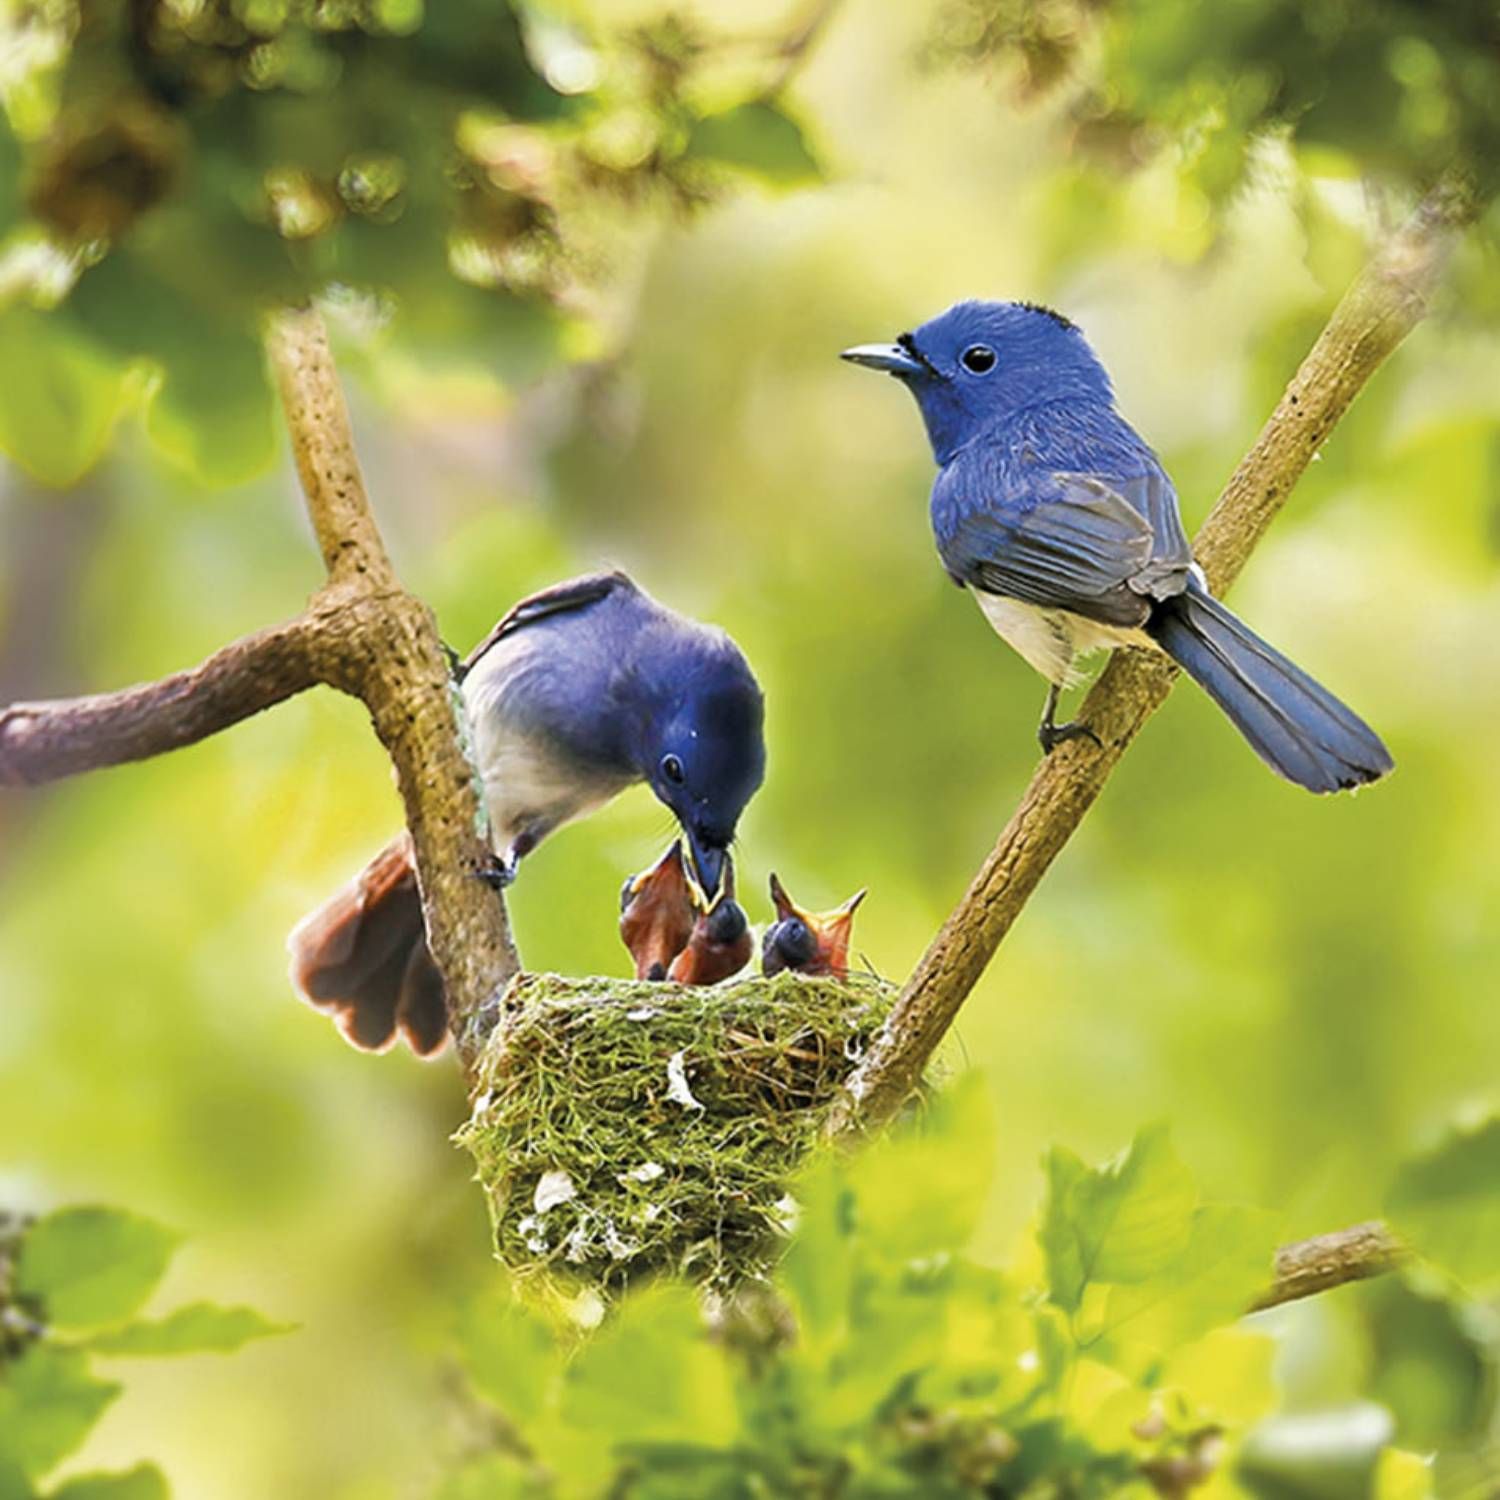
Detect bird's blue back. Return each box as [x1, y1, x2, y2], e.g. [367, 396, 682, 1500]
[879, 301, 1194, 619]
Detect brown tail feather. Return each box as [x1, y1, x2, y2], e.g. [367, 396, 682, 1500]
[288, 835, 450, 1056]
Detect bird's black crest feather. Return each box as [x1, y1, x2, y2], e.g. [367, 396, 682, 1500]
[1015, 300, 1077, 331]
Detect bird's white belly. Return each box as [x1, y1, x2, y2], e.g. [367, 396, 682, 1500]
[464, 659, 632, 853]
[970, 589, 1153, 687]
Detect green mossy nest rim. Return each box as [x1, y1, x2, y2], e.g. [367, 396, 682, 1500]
[455, 970, 897, 1293]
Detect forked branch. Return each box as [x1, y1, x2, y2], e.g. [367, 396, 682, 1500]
[0, 306, 520, 1074]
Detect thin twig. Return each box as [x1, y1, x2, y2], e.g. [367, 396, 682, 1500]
[827, 178, 1475, 1138]
[1251, 1221, 1409, 1312]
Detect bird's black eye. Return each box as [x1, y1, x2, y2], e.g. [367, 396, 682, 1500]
[960, 344, 996, 374]
[661, 754, 685, 785]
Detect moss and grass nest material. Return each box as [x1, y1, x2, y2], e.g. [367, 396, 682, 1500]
[455, 969, 897, 1292]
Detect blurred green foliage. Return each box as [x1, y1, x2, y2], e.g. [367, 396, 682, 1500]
[0, 1207, 287, 1498]
[927, 0, 1500, 218]
[0, 0, 823, 484]
[2, 0, 1500, 1496]
[443, 1095, 1469, 1498]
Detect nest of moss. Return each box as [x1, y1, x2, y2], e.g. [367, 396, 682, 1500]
[455, 970, 896, 1293]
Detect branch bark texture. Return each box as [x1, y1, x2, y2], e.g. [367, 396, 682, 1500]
[828, 180, 1474, 1138]
[0, 305, 519, 1073]
[1251, 1221, 1409, 1313]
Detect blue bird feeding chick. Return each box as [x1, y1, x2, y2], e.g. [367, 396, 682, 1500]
[290, 571, 766, 1054]
[843, 300, 1393, 792]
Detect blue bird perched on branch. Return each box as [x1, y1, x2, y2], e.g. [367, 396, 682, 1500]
[289, 570, 766, 1054]
[843, 300, 1393, 792]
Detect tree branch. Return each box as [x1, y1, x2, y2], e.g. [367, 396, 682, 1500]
[828, 179, 1475, 1138]
[1251, 1221, 1409, 1313]
[0, 614, 322, 786]
[263, 307, 521, 1071]
[0, 304, 520, 1074]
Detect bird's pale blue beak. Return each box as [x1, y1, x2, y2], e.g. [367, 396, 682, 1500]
[840, 342, 928, 378]
[685, 835, 726, 905]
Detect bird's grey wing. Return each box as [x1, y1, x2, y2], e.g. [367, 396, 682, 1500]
[1120, 468, 1194, 577]
[463, 569, 634, 673]
[941, 472, 1188, 628]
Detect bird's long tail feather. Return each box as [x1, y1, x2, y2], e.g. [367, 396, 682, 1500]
[1146, 585, 1393, 794]
[287, 834, 449, 1055]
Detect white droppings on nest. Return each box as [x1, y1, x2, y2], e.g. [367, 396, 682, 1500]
[627, 1005, 658, 1021]
[517, 1214, 548, 1255]
[533, 1168, 577, 1214]
[666, 1049, 704, 1111]
[604, 1221, 640, 1261]
[771, 1194, 800, 1236]
[619, 1161, 665, 1185]
[564, 1220, 593, 1264]
[569, 1288, 606, 1330]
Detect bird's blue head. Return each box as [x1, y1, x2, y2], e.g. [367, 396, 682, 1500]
[841, 299, 1112, 463]
[637, 627, 766, 902]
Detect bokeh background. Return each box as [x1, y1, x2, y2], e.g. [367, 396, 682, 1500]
[3, 1, 1500, 1495]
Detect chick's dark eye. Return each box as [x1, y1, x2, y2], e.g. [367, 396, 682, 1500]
[661, 754, 685, 785]
[961, 344, 996, 374]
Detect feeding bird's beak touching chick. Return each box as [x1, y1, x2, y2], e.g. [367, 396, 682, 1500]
[619, 840, 699, 981]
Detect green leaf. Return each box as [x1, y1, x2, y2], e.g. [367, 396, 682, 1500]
[685, 101, 822, 186]
[84, 1302, 292, 1357]
[0, 1346, 120, 1480]
[0, 310, 131, 487]
[49, 1465, 169, 1500]
[1375, 1449, 1435, 1500]
[778, 1153, 855, 1349]
[455, 1290, 563, 1427]
[847, 1073, 997, 1263]
[433, 1453, 545, 1500]
[1386, 1115, 1500, 1289]
[1039, 1125, 1199, 1313]
[0, 1456, 30, 1500]
[65, 255, 277, 488]
[17, 1207, 179, 1329]
[1159, 1328, 1277, 1428]
[561, 1284, 735, 1450]
[1098, 1203, 1280, 1354]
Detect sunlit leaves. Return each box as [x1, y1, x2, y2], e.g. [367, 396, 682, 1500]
[1386, 1114, 1500, 1291]
[455, 1285, 565, 1429]
[433, 1453, 546, 1500]
[561, 1283, 736, 1450]
[84, 1303, 292, 1357]
[445, 1094, 1306, 1497]
[65, 252, 278, 488]
[1100, 1203, 1280, 1355]
[0, 309, 131, 486]
[17, 1208, 179, 1330]
[685, 101, 822, 187]
[0, 0, 834, 493]
[777, 1152, 854, 1352]
[1040, 1124, 1199, 1313]
[3, 1207, 289, 1490]
[48, 1465, 170, 1500]
[0, 1345, 120, 1480]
